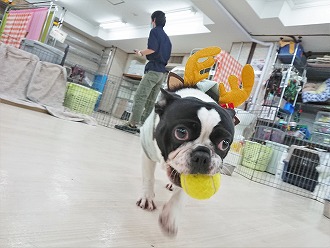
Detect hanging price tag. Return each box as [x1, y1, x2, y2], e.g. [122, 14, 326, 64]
[49, 26, 67, 43]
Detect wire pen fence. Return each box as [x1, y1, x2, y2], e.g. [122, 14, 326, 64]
[227, 109, 330, 203]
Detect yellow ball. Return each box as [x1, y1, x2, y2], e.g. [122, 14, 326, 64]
[180, 173, 221, 200]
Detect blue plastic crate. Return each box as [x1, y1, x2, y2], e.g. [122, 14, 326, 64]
[92, 75, 108, 93]
[278, 42, 305, 64]
[92, 75, 108, 110]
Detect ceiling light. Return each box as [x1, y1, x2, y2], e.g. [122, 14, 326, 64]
[106, 0, 125, 5]
[165, 7, 197, 20]
[100, 20, 127, 29]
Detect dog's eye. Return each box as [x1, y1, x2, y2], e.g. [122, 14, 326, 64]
[174, 127, 189, 141]
[218, 139, 230, 151]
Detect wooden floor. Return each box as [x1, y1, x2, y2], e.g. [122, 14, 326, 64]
[0, 103, 329, 248]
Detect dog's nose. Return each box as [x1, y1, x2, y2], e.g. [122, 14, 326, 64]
[190, 146, 211, 174]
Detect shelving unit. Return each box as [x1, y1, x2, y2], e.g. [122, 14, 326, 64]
[297, 52, 330, 146]
[311, 111, 330, 146]
[259, 40, 304, 129]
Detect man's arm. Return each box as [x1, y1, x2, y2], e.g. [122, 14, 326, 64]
[134, 48, 155, 56]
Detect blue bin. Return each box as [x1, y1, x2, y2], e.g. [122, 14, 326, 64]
[92, 75, 108, 92]
[283, 102, 294, 114]
[278, 42, 305, 64]
[92, 75, 108, 110]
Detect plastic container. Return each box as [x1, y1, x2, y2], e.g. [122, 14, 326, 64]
[315, 111, 330, 125]
[63, 83, 101, 115]
[324, 198, 330, 219]
[278, 42, 305, 64]
[275, 149, 288, 181]
[92, 74, 108, 110]
[242, 141, 273, 171]
[265, 141, 289, 175]
[281, 148, 320, 192]
[283, 102, 294, 114]
[254, 126, 286, 143]
[92, 75, 108, 93]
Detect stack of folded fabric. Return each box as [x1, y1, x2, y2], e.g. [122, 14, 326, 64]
[301, 78, 330, 103]
[307, 55, 330, 67]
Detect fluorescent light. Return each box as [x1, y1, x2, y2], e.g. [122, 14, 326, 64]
[100, 20, 127, 29]
[165, 7, 197, 20]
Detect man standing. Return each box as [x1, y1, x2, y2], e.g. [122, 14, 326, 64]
[115, 10, 172, 134]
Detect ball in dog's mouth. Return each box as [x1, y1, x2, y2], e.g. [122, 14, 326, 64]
[166, 165, 221, 199]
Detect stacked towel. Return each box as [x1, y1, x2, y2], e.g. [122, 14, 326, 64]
[27, 61, 67, 108]
[0, 44, 39, 100]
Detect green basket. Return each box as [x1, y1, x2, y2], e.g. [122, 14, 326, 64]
[63, 83, 100, 115]
[242, 141, 273, 171]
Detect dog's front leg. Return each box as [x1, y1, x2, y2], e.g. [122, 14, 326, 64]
[159, 187, 186, 237]
[136, 152, 157, 210]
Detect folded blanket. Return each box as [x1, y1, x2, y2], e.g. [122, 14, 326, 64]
[27, 61, 67, 108]
[0, 44, 39, 100]
[302, 81, 327, 93]
[302, 82, 321, 92]
[302, 78, 330, 103]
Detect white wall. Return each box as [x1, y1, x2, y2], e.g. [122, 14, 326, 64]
[109, 48, 129, 77]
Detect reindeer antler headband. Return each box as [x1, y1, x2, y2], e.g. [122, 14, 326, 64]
[168, 46, 255, 108]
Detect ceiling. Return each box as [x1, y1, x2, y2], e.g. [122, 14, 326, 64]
[31, 0, 330, 54]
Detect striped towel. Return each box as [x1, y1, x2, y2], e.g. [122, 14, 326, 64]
[213, 51, 243, 91]
[1, 11, 32, 48]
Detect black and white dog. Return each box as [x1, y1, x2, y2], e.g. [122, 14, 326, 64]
[136, 85, 236, 236]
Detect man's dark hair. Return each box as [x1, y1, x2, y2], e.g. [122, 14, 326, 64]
[151, 10, 166, 27]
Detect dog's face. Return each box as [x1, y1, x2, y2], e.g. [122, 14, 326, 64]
[154, 88, 235, 186]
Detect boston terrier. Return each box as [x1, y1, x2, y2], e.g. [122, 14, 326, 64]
[134, 46, 254, 237]
[136, 86, 236, 236]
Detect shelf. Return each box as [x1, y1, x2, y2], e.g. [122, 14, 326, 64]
[120, 85, 137, 91]
[314, 121, 330, 126]
[116, 97, 133, 102]
[306, 64, 330, 81]
[313, 131, 330, 136]
[296, 102, 330, 113]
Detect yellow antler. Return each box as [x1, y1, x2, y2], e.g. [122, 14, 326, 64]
[184, 47, 221, 87]
[218, 64, 255, 107]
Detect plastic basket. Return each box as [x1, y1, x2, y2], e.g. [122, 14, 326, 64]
[265, 141, 289, 174]
[242, 141, 273, 171]
[63, 83, 100, 115]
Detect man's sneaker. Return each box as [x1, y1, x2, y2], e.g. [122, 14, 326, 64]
[115, 123, 140, 134]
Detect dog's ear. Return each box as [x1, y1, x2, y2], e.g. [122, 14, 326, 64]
[167, 72, 184, 91]
[155, 88, 181, 116]
[224, 108, 240, 126]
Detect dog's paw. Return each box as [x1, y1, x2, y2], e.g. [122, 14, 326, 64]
[136, 197, 156, 211]
[165, 183, 174, 191]
[158, 204, 178, 237]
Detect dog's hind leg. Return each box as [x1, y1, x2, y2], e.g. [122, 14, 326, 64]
[159, 187, 186, 237]
[136, 152, 157, 210]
